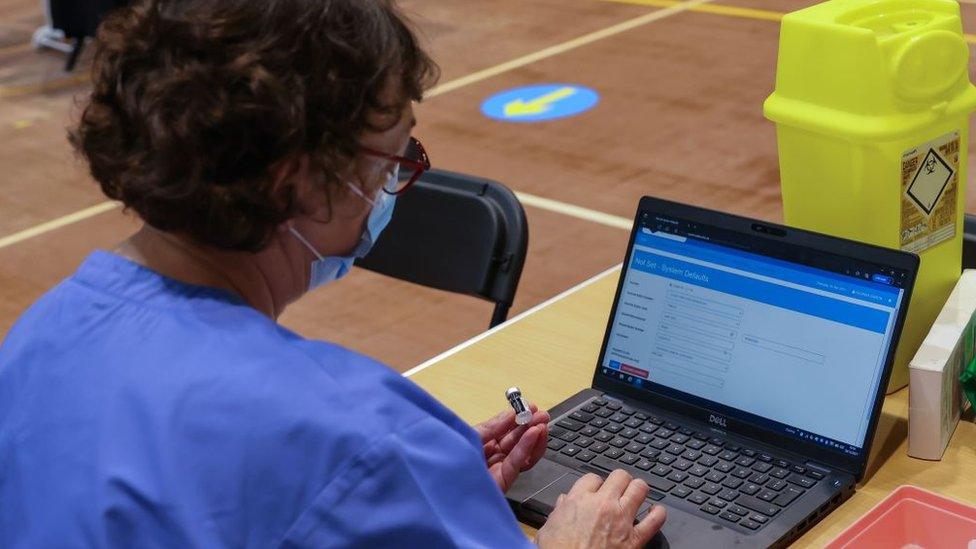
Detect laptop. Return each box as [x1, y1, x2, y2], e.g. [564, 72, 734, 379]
[506, 196, 919, 548]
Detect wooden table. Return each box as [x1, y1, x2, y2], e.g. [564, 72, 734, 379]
[408, 266, 976, 546]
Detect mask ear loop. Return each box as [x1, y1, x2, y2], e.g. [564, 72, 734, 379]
[288, 226, 325, 260]
[345, 181, 376, 207]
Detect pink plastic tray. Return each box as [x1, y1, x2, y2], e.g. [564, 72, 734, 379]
[826, 485, 976, 548]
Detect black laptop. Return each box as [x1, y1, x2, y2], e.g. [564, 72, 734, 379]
[506, 196, 918, 548]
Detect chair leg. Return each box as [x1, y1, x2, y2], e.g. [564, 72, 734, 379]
[65, 37, 84, 72]
[489, 303, 511, 329]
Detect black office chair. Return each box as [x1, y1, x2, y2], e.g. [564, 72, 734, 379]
[354, 169, 528, 329]
[963, 214, 976, 270]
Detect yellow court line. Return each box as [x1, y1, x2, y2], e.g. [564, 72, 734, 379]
[426, 0, 713, 97]
[0, 42, 32, 56]
[685, 1, 781, 21]
[0, 0, 710, 250]
[605, 0, 782, 22]
[0, 192, 632, 253]
[0, 72, 89, 99]
[0, 201, 121, 250]
[601, 0, 976, 43]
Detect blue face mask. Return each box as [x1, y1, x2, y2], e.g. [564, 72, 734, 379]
[289, 168, 398, 291]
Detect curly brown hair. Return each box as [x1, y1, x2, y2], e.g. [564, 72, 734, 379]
[70, 0, 438, 251]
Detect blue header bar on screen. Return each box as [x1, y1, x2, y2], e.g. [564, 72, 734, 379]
[634, 232, 899, 307]
[629, 250, 891, 333]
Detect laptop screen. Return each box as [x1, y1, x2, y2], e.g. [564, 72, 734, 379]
[598, 212, 908, 458]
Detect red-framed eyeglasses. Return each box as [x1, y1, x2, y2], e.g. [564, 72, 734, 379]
[360, 136, 431, 195]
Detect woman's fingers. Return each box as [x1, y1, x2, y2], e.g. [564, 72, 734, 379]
[503, 424, 540, 472]
[482, 439, 500, 459]
[494, 424, 542, 491]
[598, 469, 633, 499]
[477, 403, 549, 465]
[497, 409, 549, 453]
[475, 403, 543, 445]
[633, 504, 667, 545]
[524, 423, 549, 470]
[568, 472, 604, 496]
[531, 409, 550, 427]
[474, 409, 515, 443]
[620, 477, 650, 517]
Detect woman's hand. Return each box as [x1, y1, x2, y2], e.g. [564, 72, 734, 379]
[535, 471, 667, 549]
[474, 404, 550, 493]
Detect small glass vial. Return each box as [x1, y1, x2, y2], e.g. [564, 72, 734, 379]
[505, 387, 532, 425]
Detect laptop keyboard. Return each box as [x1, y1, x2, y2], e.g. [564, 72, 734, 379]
[546, 397, 826, 532]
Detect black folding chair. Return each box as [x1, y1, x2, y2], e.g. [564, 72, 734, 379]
[355, 169, 528, 329]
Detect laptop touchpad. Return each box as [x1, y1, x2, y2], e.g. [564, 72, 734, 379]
[524, 472, 582, 516]
[525, 471, 660, 525]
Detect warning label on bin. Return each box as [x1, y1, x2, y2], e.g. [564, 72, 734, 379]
[901, 131, 959, 254]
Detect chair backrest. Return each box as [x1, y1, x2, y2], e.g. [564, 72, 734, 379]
[50, 0, 127, 38]
[964, 214, 976, 270]
[354, 169, 528, 328]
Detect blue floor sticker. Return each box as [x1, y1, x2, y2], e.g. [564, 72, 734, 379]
[481, 84, 599, 122]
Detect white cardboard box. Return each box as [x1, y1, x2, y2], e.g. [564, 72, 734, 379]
[908, 270, 975, 460]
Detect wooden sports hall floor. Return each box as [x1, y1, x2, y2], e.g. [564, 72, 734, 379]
[2, 0, 976, 373]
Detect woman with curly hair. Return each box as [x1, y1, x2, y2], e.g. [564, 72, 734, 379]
[0, 0, 666, 546]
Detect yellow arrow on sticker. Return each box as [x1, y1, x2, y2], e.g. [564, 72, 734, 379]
[503, 86, 577, 117]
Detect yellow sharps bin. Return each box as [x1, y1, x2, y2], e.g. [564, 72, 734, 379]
[764, 0, 976, 392]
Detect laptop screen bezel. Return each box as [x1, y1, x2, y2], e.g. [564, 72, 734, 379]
[591, 196, 919, 479]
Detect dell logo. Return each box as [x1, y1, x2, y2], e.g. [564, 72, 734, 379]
[709, 414, 727, 428]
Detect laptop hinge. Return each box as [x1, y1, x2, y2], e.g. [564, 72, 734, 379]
[803, 462, 832, 474]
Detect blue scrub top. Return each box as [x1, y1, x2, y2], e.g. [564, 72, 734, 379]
[0, 251, 533, 548]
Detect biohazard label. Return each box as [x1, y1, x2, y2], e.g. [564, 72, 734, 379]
[901, 131, 959, 254]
